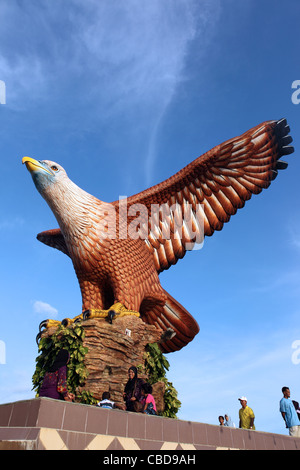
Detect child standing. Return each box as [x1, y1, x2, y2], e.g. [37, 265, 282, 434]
[141, 383, 157, 415]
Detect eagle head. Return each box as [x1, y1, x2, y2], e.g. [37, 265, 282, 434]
[22, 156, 99, 234]
[22, 157, 67, 196]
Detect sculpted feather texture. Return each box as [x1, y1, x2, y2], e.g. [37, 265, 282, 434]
[23, 119, 294, 352]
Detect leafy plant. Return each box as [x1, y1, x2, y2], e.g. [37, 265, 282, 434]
[143, 343, 181, 418]
[33, 325, 181, 415]
[32, 323, 97, 405]
[160, 377, 181, 418]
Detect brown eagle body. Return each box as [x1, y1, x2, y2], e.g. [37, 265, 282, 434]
[23, 119, 294, 352]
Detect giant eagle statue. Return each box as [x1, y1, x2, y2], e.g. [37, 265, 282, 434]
[23, 119, 293, 352]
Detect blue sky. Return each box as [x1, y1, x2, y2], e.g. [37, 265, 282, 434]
[0, 0, 300, 435]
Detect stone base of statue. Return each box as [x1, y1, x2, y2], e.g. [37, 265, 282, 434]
[82, 316, 163, 407]
[41, 315, 163, 409]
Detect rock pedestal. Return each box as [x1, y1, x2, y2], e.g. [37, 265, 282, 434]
[40, 314, 164, 409]
[78, 315, 162, 406]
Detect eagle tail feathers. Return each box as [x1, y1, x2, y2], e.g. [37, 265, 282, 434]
[141, 289, 199, 353]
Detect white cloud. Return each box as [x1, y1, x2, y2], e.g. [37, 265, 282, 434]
[0, 55, 45, 108]
[0, 0, 222, 180]
[33, 300, 58, 317]
[0, 1, 204, 105]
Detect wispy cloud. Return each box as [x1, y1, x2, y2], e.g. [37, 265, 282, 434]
[0, 217, 24, 231]
[288, 225, 300, 252]
[33, 300, 58, 317]
[0, 0, 221, 182]
[0, 1, 212, 105]
[245, 268, 300, 296]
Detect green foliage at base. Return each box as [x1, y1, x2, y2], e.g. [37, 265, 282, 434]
[33, 325, 181, 416]
[32, 324, 97, 405]
[143, 343, 181, 418]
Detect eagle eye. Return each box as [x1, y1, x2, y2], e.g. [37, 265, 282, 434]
[51, 165, 59, 171]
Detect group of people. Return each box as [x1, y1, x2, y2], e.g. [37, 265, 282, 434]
[39, 350, 300, 435]
[38, 350, 157, 415]
[122, 366, 157, 414]
[98, 366, 157, 415]
[218, 396, 254, 430]
[218, 388, 300, 437]
[218, 414, 236, 428]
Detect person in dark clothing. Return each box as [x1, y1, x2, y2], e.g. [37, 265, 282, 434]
[39, 349, 74, 401]
[123, 366, 144, 411]
[292, 400, 300, 421]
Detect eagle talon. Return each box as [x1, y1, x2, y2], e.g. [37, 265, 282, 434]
[62, 313, 84, 326]
[36, 331, 42, 345]
[108, 309, 116, 324]
[83, 310, 91, 320]
[81, 304, 140, 321]
[36, 314, 84, 345]
[39, 318, 62, 331]
[39, 319, 49, 332]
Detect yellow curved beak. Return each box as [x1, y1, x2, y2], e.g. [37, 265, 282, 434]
[22, 156, 53, 175]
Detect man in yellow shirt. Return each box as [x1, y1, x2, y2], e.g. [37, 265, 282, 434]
[238, 396, 255, 430]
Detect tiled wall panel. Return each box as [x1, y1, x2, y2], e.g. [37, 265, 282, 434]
[0, 398, 299, 450]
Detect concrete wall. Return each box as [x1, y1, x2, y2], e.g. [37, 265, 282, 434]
[0, 398, 299, 450]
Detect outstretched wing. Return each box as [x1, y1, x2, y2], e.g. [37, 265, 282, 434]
[122, 119, 293, 273]
[37, 228, 70, 257]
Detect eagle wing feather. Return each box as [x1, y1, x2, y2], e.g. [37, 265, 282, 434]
[120, 119, 293, 273]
